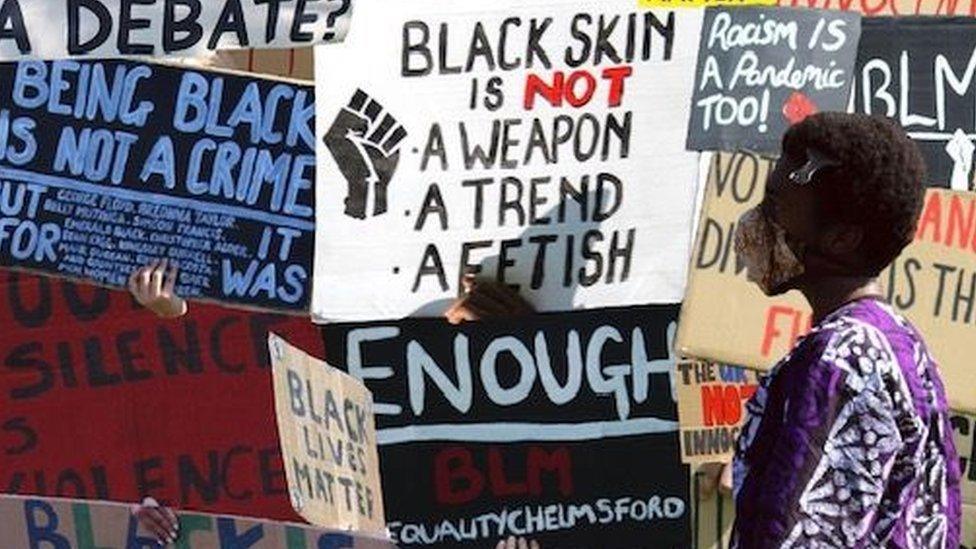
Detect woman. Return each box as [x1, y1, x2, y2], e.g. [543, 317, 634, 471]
[731, 112, 961, 547]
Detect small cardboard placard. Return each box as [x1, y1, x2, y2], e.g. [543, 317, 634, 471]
[675, 361, 759, 464]
[269, 333, 385, 534]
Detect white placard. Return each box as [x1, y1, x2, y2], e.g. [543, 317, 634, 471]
[313, 0, 703, 322]
[0, 0, 352, 60]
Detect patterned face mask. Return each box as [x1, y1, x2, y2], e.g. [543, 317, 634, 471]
[734, 206, 805, 296]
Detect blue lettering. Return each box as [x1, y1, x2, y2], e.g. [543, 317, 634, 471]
[119, 64, 154, 127]
[48, 61, 81, 115]
[8, 116, 36, 165]
[227, 82, 263, 145]
[174, 72, 209, 133]
[262, 84, 293, 145]
[284, 154, 314, 217]
[125, 515, 160, 549]
[211, 141, 242, 199]
[205, 78, 233, 138]
[13, 61, 48, 109]
[187, 138, 217, 194]
[54, 127, 89, 176]
[317, 534, 354, 549]
[222, 259, 257, 297]
[110, 132, 138, 184]
[141, 136, 176, 189]
[286, 89, 315, 150]
[24, 499, 71, 549]
[280, 264, 307, 304]
[216, 517, 264, 548]
[248, 150, 289, 211]
[719, 365, 746, 383]
[86, 64, 125, 123]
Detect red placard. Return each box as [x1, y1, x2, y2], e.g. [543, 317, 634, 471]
[0, 270, 323, 522]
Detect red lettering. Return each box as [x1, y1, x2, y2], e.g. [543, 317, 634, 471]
[701, 385, 726, 427]
[433, 447, 484, 505]
[524, 72, 564, 110]
[761, 305, 792, 357]
[487, 448, 527, 496]
[526, 447, 573, 496]
[916, 191, 943, 244]
[722, 385, 742, 424]
[944, 195, 976, 251]
[564, 71, 596, 108]
[602, 66, 632, 107]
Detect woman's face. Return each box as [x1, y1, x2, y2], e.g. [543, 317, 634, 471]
[762, 152, 824, 251]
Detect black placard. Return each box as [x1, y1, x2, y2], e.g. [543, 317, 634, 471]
[323, 305, 690, 548]
[852, 17, 976, 190]
[0, 59, 315, 312]
[687, 6, 861, 152]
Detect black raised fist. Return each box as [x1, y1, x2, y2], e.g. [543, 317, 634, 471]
[324, 89, 407, 219]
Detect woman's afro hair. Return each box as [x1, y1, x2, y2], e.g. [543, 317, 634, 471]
[782, 112, 927, 275]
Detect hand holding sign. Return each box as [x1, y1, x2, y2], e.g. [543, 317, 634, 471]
[324, 89, 407, 220]
[444, 275, 535, 324]
[131, 497, 179, 545]
[128, 260, 187, 319]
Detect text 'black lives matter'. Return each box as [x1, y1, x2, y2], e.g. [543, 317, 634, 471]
[0, 59, 315, 312]
[852, 17, 976, 190]
[686, 6, 861, 152]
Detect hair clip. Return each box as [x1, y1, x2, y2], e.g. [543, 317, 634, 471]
[788, 148, 840, 186]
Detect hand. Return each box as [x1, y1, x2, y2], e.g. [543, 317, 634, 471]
[132, 497, 179, 545]
[444, 275, 534, 324]
[324, 89, 406, 219]
[496, 537, 540, 549]
[697, 461, 733, 500]
[719, 461, 733, 496]
[128, 260, 187, 319]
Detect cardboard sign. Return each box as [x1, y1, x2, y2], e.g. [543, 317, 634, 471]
[967, 504, 976, 549]
[0, 494, 393, 548]
[321, 305, 691, 547]
[686, 7, 861, 152]
[312, 0, 705, 322]
[676, 151, 976, 413]
[675, 361, 758, 464]
[0, 270, 324, 522]
[692, 481, 734, 549]
[269, 333, 385, 534]
[0, 0, 352, 60]
[851, 17, 976, 190]
[0, 59, 315, 313]
[954, 412, 976, 506]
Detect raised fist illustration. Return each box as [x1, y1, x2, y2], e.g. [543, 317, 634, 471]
[324, 89, 407, 219]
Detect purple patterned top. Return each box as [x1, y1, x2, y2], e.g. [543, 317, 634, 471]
[731, 297, 961, 548]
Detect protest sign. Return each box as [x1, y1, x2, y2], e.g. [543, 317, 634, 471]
[0, 0, 351, 60]
[312, 0, 705, 322]
[675, 361, 758, 464]
[692, 482, 733, 549]
[676, 151, 976, 413]
[967, 504, 976, 549]
[321, 305, 690, 547]
[0, 494, 393, 548]
[0, 270, 324, 522]
[0, 59, 315, 313]
[269, 333, 385, 534]
[850, 17, 976, 190]
[686, 6, 861, 152]
[955, 412, 976, 506]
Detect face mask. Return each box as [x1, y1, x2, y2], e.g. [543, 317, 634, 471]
[734, 206, 805, 296]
